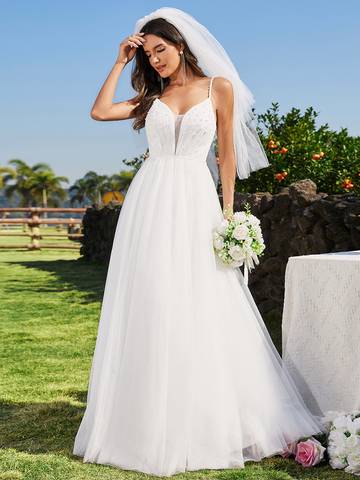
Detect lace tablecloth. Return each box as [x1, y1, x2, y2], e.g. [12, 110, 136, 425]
[282, 251, 360, 417]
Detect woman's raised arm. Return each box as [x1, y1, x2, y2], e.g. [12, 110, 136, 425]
[90, 33, 146, 121]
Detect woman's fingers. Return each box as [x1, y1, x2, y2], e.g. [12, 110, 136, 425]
[128, 34, 146, 47]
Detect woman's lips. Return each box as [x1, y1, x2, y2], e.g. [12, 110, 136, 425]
[157, 65, 166, 72]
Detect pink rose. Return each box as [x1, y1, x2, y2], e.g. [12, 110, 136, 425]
[295, 437, 325, 467]
[280, 441, 298, 458]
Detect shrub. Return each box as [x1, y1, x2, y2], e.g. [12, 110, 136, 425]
[235, 103, 360, 195]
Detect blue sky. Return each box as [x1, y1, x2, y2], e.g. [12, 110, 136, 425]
[1, 0, 359, 184]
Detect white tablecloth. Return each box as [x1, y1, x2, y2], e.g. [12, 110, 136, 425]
[282, 251, 360, 417]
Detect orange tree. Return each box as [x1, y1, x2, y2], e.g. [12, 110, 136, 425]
[236, 102, 360, 195]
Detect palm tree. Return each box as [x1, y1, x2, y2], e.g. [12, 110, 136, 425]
[83, 171, 109, 204]
[0, 166, 16, 189]
[29, 170, 69, 208]
[69, 178, 90, 206]
[69, 171, 108, 205]
[1, 159, 52, 206]
[104, 171, 135, 194]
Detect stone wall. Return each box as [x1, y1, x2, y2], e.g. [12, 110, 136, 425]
[230, 179, 360, 318]
[80, 179, 360, 318]
[80, 203, 121, 264]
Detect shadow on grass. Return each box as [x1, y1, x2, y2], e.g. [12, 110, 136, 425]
[6, 258, 107, 304]
[0, 393, 341, 480]
[0, 393, 88, 456]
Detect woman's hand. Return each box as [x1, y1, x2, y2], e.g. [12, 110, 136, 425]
[223, 203, 234, 221]
[116, 32, 146, 65]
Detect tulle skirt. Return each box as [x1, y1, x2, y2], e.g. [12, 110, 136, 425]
[73, 154, 326, 477]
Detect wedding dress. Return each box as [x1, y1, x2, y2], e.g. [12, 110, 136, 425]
[73, 76, 326, 477]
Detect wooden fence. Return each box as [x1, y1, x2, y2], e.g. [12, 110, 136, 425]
[0, 207, 86, 250]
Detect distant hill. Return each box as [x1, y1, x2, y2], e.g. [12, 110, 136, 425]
[0, 189, 79, 208]
[0, 192, 21, 207]
[0, 190, 87, 217]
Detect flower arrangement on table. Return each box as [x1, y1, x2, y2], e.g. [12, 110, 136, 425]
[281, 410, 360, 475]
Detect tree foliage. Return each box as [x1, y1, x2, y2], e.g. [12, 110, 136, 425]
[235, 103, 360, 195]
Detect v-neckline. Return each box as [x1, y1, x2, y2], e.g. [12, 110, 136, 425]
[153, 96, 216, 155]
[156, 98, 212, 154]
[156, 97, 211, 118]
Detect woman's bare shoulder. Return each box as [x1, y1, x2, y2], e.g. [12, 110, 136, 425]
[212, 76, 234, 97]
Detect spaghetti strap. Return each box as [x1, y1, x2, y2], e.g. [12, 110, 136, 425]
[208, 76, 215, 99]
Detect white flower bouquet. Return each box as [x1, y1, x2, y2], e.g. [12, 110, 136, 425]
[327, 411, 360, 475]
[278, 409, 360, 474]
[212, 202, 265, 271]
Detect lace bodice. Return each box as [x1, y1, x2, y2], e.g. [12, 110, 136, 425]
[145, 77, 217, 160]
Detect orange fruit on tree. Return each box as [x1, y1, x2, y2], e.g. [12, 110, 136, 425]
[341, 179, 354, 189]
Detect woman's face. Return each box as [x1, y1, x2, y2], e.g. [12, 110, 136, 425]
[142, 34, 181, 77]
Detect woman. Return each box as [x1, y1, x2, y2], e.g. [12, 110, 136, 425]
[73, 7, 326, 477]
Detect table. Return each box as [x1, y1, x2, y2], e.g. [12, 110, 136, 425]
[282, 251, 360, 417]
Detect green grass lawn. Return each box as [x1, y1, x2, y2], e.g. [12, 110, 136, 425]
[0, 226, 81, 249]
[0, 249, 349, 480]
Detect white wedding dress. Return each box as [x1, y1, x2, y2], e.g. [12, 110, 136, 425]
[73, 76, 325, 476]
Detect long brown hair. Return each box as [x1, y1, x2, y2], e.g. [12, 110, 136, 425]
[131, 18, 206, 131]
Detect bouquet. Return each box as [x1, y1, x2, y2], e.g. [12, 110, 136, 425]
[212, 202, 265, 270]
[279, 410, 360, 474]
[326, 411, 360, 475]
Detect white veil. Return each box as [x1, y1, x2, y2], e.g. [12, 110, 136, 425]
[134, 7, 270, 180]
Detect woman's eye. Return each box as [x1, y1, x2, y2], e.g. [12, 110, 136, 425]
[147, 48, 165, 58]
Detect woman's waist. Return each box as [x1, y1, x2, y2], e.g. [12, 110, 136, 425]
[147, 151, 208, 163]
